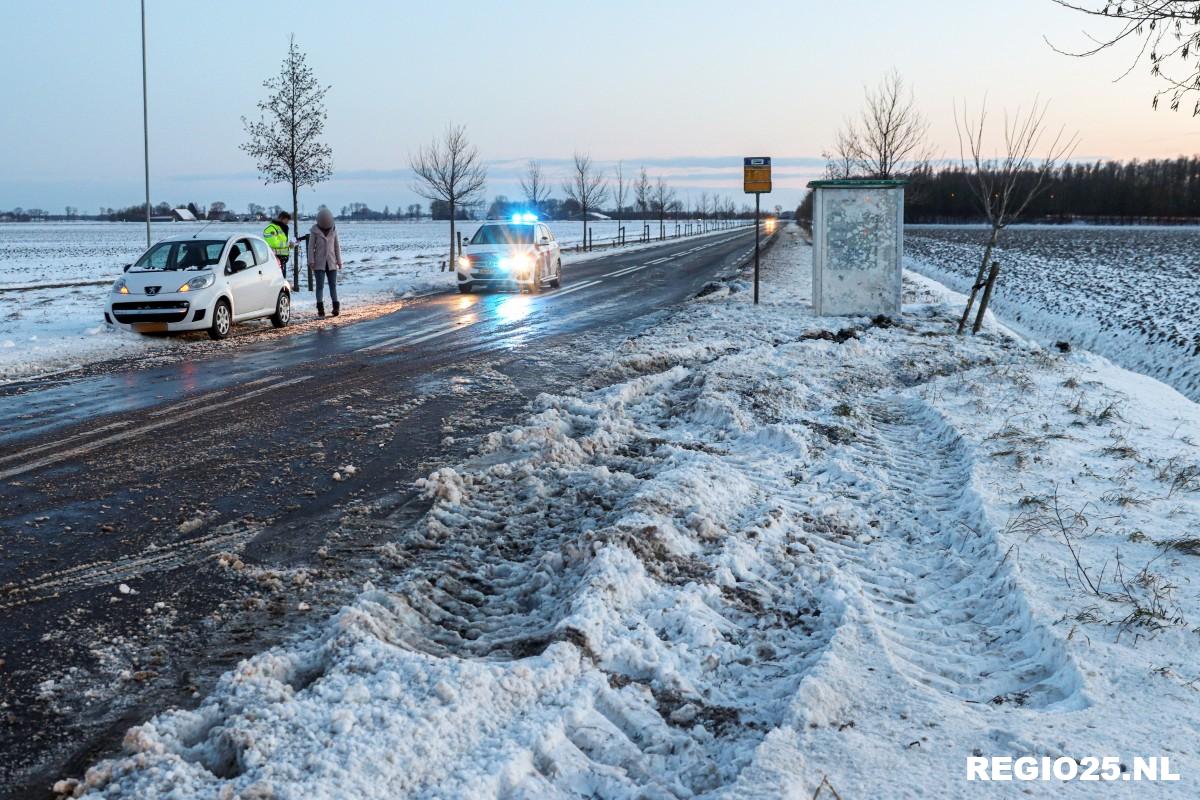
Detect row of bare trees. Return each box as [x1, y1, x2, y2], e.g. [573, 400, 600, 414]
[409, 126, 723, 268]
[818, 70, 1077, 335]
[239, 37, 749, 278]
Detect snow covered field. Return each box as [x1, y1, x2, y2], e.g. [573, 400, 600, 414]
[905, 224, 1200, 403]
[64, 228, 1200, 798]
[0, 220, 725, 382]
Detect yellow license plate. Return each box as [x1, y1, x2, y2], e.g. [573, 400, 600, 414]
[132, 322, 168, 333]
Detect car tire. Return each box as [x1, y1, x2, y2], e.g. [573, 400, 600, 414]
[550, 261, 562, 288]
[458, 282, 473, 294]
[270, 290, 291, 328]
[529, 273, 543, 294]
[208, 298, 232, 340]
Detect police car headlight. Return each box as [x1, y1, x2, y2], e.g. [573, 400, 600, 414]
[457, 256, 472, 269]
[113, 278, 129, 295]
[503, 255, 532, 273]
[178, 273, 215, 293]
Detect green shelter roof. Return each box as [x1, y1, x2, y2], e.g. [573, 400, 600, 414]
[806, 179, 908, 189]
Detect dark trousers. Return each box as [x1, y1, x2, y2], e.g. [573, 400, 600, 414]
[277, 255, 289, 277]
[315, 269, 338, 305]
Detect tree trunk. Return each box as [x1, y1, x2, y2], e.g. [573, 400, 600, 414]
[291, 183, 301, 292]
[448, 201, 456, 272]
[972, 261, 1001, 334]
[957, 225, 999, 334]
[581, 214, 587, 252]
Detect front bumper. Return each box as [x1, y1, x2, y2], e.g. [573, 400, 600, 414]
[457, 268, 535, 288]
[106, 293, 213, 332]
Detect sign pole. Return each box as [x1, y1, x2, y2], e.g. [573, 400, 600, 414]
[754, 192, 760, 305]
[742, 156, 771, 306]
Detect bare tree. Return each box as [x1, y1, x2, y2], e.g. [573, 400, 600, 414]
[856, 70, 931, 177]
[828, 70, 930, 179]
[954, 98, 1079, 334]
[519, 159, 550, 214]
[241, 35, 333, 289]
[1048, 1, 1200, 113]
[821, 125, 861, 179]
[561, 152, 608, 249]
[410, 124, 488, 271]
[612, 161, 629, 233]
[651, 177, 675, 239]
[634, 166, 652, 219]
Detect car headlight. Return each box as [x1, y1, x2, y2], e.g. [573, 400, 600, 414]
[178, 273, 215, 293]
[113, 278, 129, 295]
[457, 256, 472, 269]
[500, 255, 532, 273]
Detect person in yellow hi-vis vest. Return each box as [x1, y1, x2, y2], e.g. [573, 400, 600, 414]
[263, 211, 293, 277]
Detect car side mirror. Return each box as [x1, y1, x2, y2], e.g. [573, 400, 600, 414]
[539, 237, 550, 244]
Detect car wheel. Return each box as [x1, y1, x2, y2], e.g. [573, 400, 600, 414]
[550, 261, 562, 288]
[270, 290, 291, 328]
[208, 298, 232, 340]
[529, 272, 543, 293]
[458, 282, 473, 294]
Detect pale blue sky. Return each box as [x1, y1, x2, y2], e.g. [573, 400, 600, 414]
[2, 0, 1196, 213]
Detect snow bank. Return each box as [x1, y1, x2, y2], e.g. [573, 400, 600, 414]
[70, 227, 1200, 798]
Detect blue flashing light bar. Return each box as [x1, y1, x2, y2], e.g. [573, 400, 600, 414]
[511, 212, 539, 224]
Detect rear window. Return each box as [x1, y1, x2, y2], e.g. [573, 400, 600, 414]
[134, 240, 224, 271]
[470, 224, 533, 245]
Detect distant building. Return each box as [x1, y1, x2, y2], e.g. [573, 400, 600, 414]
[171, 207, 198, 222]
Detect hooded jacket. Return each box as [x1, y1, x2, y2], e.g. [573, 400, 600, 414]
[307, 223, 342, 272]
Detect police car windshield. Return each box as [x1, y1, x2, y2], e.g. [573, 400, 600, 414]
[134, 240, 225, 271]
[470, 225, 533, 246]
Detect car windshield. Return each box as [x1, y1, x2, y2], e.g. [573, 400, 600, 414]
[134, 240, 225, 271]
[470, 225, 533, 246]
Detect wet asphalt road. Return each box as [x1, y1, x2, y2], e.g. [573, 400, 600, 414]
[0, 226, 759, 798]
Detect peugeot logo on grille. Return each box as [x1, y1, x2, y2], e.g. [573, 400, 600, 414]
[145, 286, 160, 295]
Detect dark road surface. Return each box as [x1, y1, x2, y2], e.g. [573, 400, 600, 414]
[0, 227, 759, 798]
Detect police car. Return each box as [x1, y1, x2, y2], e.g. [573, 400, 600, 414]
[106, 234, 291, 340]
[457, 215, 562, 293]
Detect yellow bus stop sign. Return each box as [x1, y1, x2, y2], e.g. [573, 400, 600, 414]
[744, 156, 772, 193]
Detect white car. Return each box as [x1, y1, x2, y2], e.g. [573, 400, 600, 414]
[106, 234, 291, 340]
[457, 216, 562, 293]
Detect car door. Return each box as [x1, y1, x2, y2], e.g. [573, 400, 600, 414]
[537, 225, 553, 281]
[249, 238, 277, 311]
[224, 240, 263, 318]
[541, 225, 559, 277]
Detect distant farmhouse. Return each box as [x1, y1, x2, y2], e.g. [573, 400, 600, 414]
[150, 208, 198, 223]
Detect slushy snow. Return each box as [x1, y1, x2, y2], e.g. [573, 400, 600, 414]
[67, 228, 1200, 798]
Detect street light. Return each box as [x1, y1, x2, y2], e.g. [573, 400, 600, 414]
[140, 0, 151, 247]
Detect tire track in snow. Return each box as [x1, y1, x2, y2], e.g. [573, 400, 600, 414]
[355, 371, 840, 795]
[816, 397, 1088, 710]
[0, 522, 253, 610]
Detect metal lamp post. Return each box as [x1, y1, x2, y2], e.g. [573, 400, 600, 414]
[140, 0, 151, 247]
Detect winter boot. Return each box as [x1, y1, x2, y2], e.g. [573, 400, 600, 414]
[332, 301, 340, 317]
[317, 302, 326, 318]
